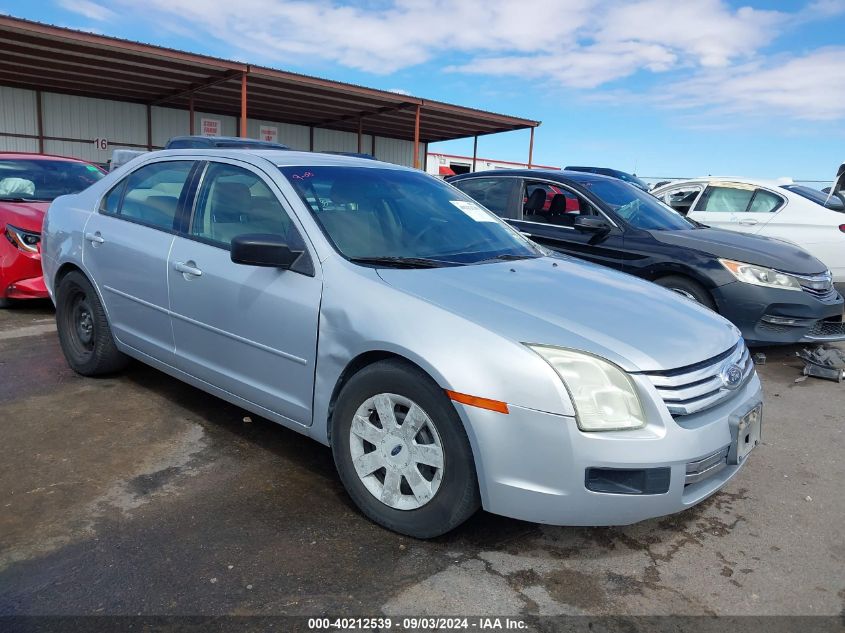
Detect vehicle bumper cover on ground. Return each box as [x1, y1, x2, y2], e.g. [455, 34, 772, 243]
[456, 373, 762, 526]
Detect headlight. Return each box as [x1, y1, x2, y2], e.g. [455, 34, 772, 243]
[4, 224, 40, 253]
[719, 259, 801, 291]
[528, 345, 646, 431]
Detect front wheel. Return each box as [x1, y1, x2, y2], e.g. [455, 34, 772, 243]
[331, 360, 480, 538]
[55, 271, 128, 376]
[655, 275, 716, 311]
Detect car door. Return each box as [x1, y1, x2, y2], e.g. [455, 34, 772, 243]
[509, 179, 626, 270]
[167, 159, 321, 426]
[83, 159, 196, 364]
[688, 183, 784, 234]
[449, 176, 521, 219]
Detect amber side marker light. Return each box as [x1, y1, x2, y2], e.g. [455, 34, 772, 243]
[445, 390, 509, 414]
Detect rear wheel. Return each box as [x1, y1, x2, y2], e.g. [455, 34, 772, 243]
[331, 360, 480, 538]
[0, 297, 11, 309]
[655, 275, 716, 310]
[56, 271, 128, 376]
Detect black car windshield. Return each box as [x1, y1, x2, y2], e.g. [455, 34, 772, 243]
[0, 159, 104, 201]
[279, 166, 541, 265]
[782, 184, 844, 211]
[579, 178, 694, 231]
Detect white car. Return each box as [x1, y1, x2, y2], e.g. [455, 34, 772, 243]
[652, 171, 845, 293]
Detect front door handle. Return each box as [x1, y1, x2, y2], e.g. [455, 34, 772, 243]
[84, 231, 105, 244]
[174, 261, 202, 277]
[738, 218, 759, 226]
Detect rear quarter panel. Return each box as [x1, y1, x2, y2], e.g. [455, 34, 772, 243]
[41, 191, 98, 302]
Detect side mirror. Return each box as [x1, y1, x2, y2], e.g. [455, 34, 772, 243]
[573, 215, 610, 233]
[230, 233, 302, 268]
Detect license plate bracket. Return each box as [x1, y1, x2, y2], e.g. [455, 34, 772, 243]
[729, 404, 762, 465]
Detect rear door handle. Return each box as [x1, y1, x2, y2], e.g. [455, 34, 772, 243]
[84, 232, 105, 244]
[738, 219, 759, 226]
[174, 261, 202, 277]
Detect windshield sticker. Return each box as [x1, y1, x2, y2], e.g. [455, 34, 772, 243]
[450, 200, 496, 222]
[85, 165, 100, 172]
[290, 171, 314, 180]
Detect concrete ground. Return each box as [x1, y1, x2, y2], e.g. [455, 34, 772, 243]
[0, 301, 843, 618]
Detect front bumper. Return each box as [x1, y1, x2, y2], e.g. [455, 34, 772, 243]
[457, 372, 762, 526]
[712, 281, 844, 345]
[0, 236, 48, 301]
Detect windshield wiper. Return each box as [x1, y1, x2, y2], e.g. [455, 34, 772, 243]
[348, 256, 456, 268]
[473, 253, 539, 264]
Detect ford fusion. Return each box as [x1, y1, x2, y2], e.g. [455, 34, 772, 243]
[42, 151, 762, 537]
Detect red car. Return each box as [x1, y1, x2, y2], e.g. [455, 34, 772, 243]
[1, 153, 104, 307]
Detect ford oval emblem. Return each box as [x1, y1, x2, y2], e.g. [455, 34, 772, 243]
[720, 363, 743, 390]
[390, 444, 403, 456]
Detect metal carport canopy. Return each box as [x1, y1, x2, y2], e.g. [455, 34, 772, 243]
[0, 15, 540, 164]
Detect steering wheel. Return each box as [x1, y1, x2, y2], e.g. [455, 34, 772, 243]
[406, 223, 442, 248]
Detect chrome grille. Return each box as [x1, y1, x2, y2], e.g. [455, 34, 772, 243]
[793, 271, 837, 301]
[639, 341, 754, 416]
[685, 446, 729, 485]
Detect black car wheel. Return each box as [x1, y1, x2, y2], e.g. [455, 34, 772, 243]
[655, 275, 716, 311]
[56, 271, 128, 376]
[331, 359, 480, 538]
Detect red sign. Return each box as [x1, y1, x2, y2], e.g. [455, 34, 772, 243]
[201, 118, 221, 137]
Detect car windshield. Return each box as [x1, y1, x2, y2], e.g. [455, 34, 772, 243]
[782, 184, 844, 211]
[279, 166, 542, 266]
[579, 178, 694, 230]
[0, 159, 104, 201]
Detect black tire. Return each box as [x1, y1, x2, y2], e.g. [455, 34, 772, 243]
[55, 271, 129, 376]
[0, 297, 11, 309]
[655, 275, 716, 311]
[331, 360, 480, 538]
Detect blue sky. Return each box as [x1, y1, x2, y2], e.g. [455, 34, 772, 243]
[3, 0, 844, 181]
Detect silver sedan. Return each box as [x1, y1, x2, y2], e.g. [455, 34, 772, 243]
[41, 151, 763, 537]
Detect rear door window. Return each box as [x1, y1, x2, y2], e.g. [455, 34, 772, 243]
[112, 161, 194, 231]
[695, 185, 783, 213]
[451, 177, 517, 218]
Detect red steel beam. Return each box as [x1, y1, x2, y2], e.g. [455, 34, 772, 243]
[413, 104, 421, 169]
[528, 127, 535, 168]
[240, 72, 247, 138]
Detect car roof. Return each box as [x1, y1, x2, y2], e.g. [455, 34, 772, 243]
[0, 152, 93, 163]
[147, 149, 405, 170]
[653, 176, 787, 191]
[451, 168, 620, 184]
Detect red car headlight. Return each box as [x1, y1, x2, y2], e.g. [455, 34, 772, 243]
[4, 224, 41, 253]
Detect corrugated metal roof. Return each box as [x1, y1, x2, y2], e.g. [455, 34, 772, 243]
[0, 15, 540, 143]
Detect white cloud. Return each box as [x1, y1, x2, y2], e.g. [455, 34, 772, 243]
[57, 0, 115, 21]
[658, 48, 845, 121]
[110, 0, 844, 120]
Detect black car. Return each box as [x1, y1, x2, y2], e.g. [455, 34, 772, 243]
[165, 136, 290, 150]
[564, 166, 650, 191]
[448, 170, 845, 346]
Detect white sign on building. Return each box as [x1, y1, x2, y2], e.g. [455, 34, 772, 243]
[259, 125, 278, 143]
[201, 118, 221, 137]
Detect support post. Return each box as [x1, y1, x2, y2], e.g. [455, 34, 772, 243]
[413, 104, 421, 169]
[146, 104, 152, 150]
[471, 135, 478, 172]
[35, 90, 44, 154]
[357, 118, 363, 153]
[240, 72, 248, 138]
[309, 126, 314, 151]
[188, 95, 194, 135]
[371, 134, 375, 157]
[528, 127, 534, 169]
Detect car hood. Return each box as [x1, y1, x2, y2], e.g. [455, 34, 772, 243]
[652, 227, 826, 274]
[377, 256, 739, 372]
[0, 201, 49, 233]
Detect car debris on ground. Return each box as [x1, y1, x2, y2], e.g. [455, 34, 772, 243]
[796, 345, 845, 382]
